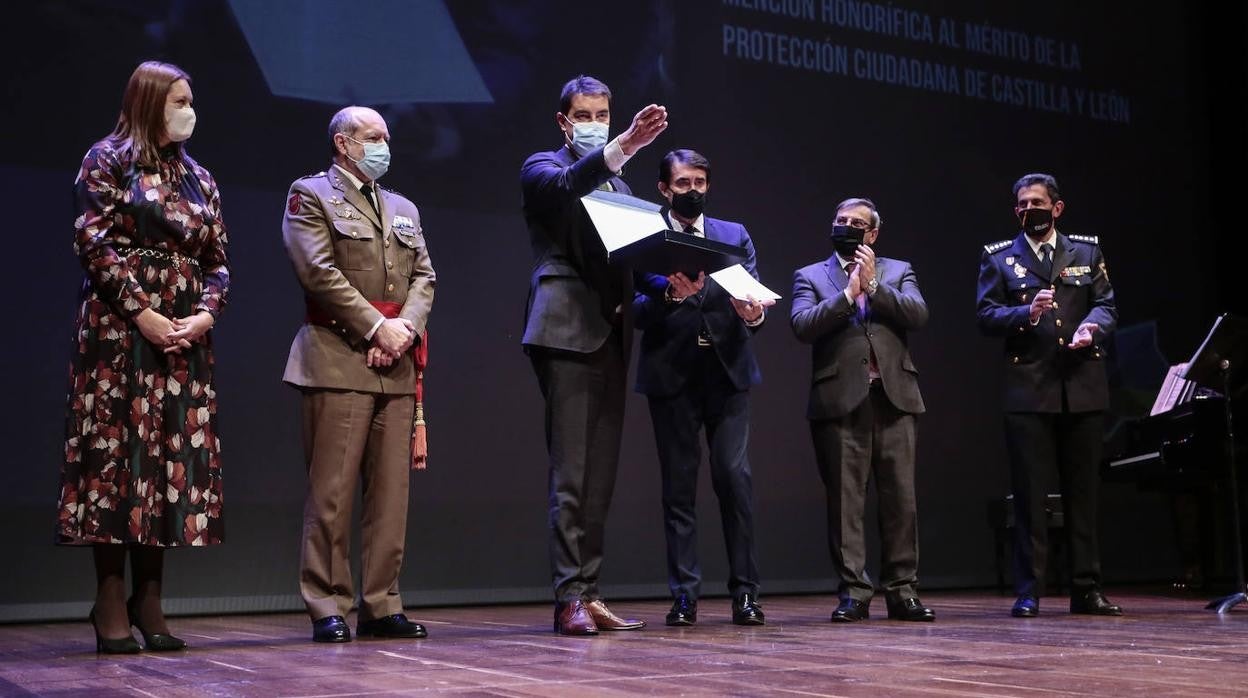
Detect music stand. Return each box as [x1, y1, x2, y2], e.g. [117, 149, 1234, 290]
[1181, 313, 1248, 613]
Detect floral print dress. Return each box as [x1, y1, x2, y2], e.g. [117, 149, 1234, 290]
[57, 140, 230, 547]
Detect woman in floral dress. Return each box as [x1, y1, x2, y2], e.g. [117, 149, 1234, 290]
[57, 61, 230, 653]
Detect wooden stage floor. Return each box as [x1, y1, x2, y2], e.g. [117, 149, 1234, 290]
[1, 588, 1245, 696]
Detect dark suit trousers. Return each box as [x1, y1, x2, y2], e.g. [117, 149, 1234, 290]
[1004, 411, 1104, 596]
[810, 384, 919, 602]
[647, 349, 760, 602]
[529, 328, 626, 602]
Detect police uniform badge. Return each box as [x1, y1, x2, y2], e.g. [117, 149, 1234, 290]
[1014, 263, 1027, 278]
[287, 192, 301, 215]
[1005, 256, 1015, 265]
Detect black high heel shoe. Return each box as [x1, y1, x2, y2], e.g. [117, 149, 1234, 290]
[89, 607, 141, 654]
[127, 598, 187, 651]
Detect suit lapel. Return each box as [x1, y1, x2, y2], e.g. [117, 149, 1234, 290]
[822, 254, 849, 294]
[331, 166, 383, 230]
[702, 217, 724, 243]
[1050, 233, 1075, 282]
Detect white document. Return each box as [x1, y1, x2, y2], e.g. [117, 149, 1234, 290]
[581, 194, 667, 253]
[709, 264, 781, 302]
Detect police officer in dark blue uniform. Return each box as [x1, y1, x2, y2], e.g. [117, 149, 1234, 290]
[976, 173, 1123, 618]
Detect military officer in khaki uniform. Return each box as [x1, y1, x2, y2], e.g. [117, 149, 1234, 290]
[282, 106, 436, 643]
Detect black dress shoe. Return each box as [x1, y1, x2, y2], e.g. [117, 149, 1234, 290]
[886, 596, 935, 622]
[830, 598, 870, 622]
[312, 615, 351, 643]
[1011, 595, 1039, 618]
[127, 597, 187, 651]
[665, 595, 697, 626]
[732, 593, 765, 626]
[357, 614, 428, 638]
[1070, 589, 1123, 616]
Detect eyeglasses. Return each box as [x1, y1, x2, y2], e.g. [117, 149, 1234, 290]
[834, 216, 872, 230]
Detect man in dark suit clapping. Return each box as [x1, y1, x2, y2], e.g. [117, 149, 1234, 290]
[790, 197, 934, 623]
[633, 149, 773, 628]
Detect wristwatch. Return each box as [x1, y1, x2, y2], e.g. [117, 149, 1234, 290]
[866, 278, 879, 294]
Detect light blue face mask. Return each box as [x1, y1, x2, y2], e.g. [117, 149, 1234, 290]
[344, 134, 391, 181]
[566, 120, 608, 157]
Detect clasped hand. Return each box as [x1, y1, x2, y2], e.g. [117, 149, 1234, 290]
[367, 318, 415, 368]
[136, 308, 213, 354]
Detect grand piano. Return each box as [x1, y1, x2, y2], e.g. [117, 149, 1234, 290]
[1103, 389, 1227, 487]
[1102, 363, 1243, 587]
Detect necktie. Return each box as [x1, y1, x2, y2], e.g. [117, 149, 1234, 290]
[683, 223, 702, 237]
[1038, 242, 1054, 281]
[847, 262, 879, 375]
[845, 262, 868, 318]
[360, 183, 380, 219]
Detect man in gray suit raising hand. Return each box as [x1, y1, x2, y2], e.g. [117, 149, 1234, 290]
[790, 197, 933, 624]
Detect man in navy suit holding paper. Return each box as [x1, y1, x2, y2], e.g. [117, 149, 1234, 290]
[633, 149, 773, 627]
[520, 75, 668, 636]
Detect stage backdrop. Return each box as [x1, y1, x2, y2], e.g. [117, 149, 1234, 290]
[0, 0, 1241, 622]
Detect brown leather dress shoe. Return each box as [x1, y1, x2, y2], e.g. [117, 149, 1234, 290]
[585, 599, 646, 630]
[554, 599, 599, 636]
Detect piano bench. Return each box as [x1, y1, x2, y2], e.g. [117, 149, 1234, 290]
[986, 493, 1068, 595]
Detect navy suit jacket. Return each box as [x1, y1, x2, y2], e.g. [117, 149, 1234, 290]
[791, 254, 927, 420]
[520, 144, 632, 353]
[633, 215, 763, 397]
[976, 231, 1117, 413]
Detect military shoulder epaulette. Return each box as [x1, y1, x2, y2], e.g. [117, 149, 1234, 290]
[983, 239, 1012, 254]
[1067, 233, 1099, 245]
[297, 170, 326, 180]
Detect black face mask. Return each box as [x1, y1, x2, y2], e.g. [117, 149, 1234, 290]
[1019, 207, 1053, 238]
[831, 224, 865, 257]
[670, 189, 706, 220]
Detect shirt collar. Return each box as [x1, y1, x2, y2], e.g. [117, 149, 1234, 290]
[333, 163, 368, 192]
[667, 211, 705, 235]
[1025, 228, 1059, 258]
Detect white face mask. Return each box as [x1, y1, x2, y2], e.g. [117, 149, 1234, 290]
[165, 105, 196, 142]
[565, 120, 608, 157]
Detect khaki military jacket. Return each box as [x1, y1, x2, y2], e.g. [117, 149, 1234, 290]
[282, 165, 435, 393]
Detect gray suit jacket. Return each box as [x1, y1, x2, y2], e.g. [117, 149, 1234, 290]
[790, 254, 927, 420]
[282, 165, 436, 393]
